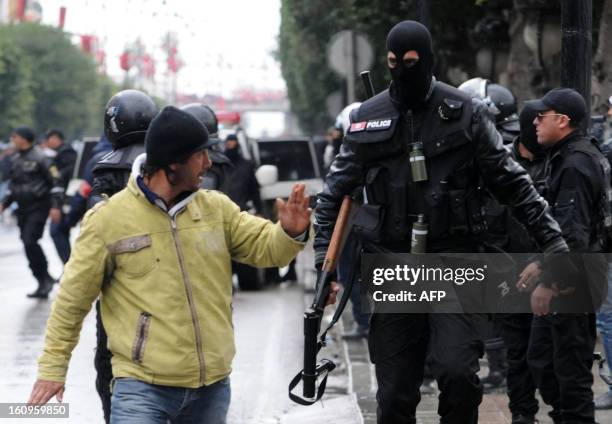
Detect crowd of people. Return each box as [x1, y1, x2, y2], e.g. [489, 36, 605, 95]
[0, 17, 610, 424]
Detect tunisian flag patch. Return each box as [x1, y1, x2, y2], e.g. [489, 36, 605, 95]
[348, 121, 367, 133]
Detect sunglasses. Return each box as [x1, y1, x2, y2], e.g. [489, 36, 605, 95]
[536, 112, 570, 122]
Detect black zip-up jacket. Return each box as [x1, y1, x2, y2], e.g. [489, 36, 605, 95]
[1, 146, 63, 212]
[225, 156, 262, 213]
[314, 83, 568, 266]
[505, 137, 548, 253]
[53, 143, 77, 190]
[543, 131, 606, 251]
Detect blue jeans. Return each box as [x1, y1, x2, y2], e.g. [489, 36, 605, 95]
[49, 216, 71, 264]
[597, 265, 612, 391]
[110, 377, 231, 424]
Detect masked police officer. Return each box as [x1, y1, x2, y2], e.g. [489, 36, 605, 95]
[314, 21, 568, 424]
[90, 89, 158, 423]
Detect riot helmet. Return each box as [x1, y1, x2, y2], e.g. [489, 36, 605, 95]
[335, 102, 362, 135]
[180, 103, 221, 146]
[458, 78, 517, 124]
[104, 89, 158, 149]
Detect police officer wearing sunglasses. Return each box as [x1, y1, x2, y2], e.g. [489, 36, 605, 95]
[528, 87, 611, 424]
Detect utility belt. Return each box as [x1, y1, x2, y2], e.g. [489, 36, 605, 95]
[353, 201, 486, 254]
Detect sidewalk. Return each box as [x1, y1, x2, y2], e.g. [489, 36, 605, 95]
[340, 309, 612, 424]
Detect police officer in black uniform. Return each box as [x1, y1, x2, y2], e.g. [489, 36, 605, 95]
[44, 129, 77, 264]
[458, 79, 522, 393]
[498, 102, 546, 424]
[314, 21, 568, 424]
[89, 90, 158, 207]
[458, 77, 520, 145]
[90, 89, 158, 423]
[0, 126, 64, 298]
[527, 88, 609, 424]
[180, 103, 232, 191]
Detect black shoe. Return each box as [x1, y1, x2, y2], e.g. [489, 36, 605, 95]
[342, 325, 369, 340]
[26, 287, 49, 299]
[27, 275, 55, 299]
[511, 415, 538, 424]
[482, 371, 507, 393]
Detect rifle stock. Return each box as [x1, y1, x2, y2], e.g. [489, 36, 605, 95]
[302, 195, 352, 399]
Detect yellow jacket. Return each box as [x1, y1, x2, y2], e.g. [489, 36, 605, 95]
[38, 176, 305, 387]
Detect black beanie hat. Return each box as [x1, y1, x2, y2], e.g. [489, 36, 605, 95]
[12, 126, 36, 143]
[145, 106, 213, 166]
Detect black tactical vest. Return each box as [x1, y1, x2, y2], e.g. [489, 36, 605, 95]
[92, 143, 145, 191]
[345, 81, 486, 251]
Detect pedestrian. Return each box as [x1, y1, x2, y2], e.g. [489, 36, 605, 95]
[44, 129, 77, 264]
[526, 87, 609, 423]
[0, 126, 63, 298]
[314, 20, 568, 424]
[28, 106, 325, 424]
[88, 90, 158, 423]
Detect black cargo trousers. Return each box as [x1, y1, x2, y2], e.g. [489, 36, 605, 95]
[16, 203, 51, 282]
[369, 313, 484, 424]
[527, 313, 596, 424]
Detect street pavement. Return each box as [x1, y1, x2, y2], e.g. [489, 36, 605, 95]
[0, 218, 360, 424]
[341, 303, 612, 424]
[2, 215, 612, 423]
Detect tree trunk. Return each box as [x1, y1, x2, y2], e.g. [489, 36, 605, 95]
[500, 12, 537, 102]
[592, 0, 612, 113]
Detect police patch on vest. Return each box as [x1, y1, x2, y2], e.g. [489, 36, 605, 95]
[349, 121, 367, 133]
[366, 119, 393, 131]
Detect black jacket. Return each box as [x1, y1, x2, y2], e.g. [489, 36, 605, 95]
[1, 146, 63, 212]
[504, 137, 548, 253]
[225, 156, 262, 213]
[543, 131, 607, 252]
[314, 81, 567, 266]
[53, 143, 77, 190]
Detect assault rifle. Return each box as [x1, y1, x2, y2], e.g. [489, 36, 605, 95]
[289, 196, 353, 404]
[289, 71, 376, 406]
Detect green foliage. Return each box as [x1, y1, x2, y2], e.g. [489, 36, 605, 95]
[0, 23, 117, 140]
[0, 32, 34, 139]
[279, 0, 497, 133]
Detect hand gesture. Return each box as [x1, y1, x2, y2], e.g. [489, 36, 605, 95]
[277, 183, 312, 238]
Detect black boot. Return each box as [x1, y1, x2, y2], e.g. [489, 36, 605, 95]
[27, 275, 55, 299]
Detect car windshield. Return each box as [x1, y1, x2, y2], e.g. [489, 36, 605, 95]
[257, 140, 316, 180]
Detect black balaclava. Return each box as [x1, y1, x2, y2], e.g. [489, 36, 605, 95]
[519, 101, 542, 156]
[386, 20, 434, 109]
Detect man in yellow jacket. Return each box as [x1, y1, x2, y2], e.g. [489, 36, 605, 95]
[27, 106, 335, 423]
